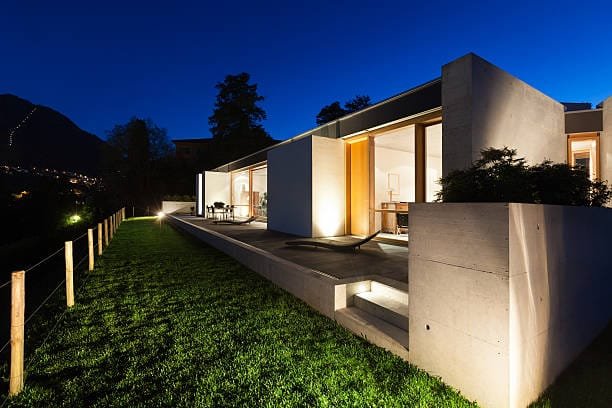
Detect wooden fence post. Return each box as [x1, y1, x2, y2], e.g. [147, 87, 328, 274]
[9, 270, 25, 396]
[65, 241, 74, 307]
[104, 218, 109, 247]
[88, 228, 94, 271]
[98, 223, 103, 255]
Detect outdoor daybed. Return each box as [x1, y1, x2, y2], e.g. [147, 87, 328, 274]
[213, 216, 257, 225]
[285, 231, 380, 251]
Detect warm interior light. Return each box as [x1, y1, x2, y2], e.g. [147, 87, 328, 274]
[157, 211, 165, 218]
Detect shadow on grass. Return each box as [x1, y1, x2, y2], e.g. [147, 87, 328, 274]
[530, 321, 611, 407]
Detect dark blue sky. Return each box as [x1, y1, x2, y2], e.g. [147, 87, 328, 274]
[1, 0, 611, 141]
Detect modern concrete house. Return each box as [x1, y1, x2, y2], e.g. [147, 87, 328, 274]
[184, 53, 612, 407]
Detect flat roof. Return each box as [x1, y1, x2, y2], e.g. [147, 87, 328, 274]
[210, 77, 442, 173]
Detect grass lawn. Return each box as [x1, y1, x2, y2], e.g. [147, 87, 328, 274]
[3, 217, 477, 407]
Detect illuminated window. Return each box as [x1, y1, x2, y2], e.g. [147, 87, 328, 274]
[231, 170, 250, 217]
[568, 134, 599, 180]
[425, 123, 442, 202]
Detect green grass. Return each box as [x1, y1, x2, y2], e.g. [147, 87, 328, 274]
[529, 321, 611, 408]
[4, 217, 477, 407]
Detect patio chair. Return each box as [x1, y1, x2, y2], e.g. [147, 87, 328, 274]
[285, 230, 380, 252]
[213, 215, 257, 225]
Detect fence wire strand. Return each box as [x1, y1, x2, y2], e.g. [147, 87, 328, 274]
[23, 261, 94, 369]
[73, 231, 88, 242]
[0, 339, 9, 355]
[24, 278, 66, 326]
[25, 246, 64, 272]
[1, 214, 119, 406]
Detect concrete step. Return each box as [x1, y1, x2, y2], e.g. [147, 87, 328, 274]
[354, 291, 409, 331]
[371, 281, 409, 304]
[335, 307, 409, 359]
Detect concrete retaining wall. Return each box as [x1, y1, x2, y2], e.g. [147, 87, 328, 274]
[409, 203, 510, 407]
[161, 201, 195, 214]
[169, 216, 338, 318]
[409, 202, 612, 408]
[442, 53, 565, 175]
[508, 203, 612, 407]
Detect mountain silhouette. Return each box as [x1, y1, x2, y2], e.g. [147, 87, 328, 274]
[0, 94, 109, 175]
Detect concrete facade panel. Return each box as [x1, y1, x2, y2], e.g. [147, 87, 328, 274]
[409, 203, 509, 276]
[409, 313, 509, 408]
[409, 202, 510, 407]
[267, 136, 313, 236]
[442, 53, 565, 177]
[312, 136, 346, 237]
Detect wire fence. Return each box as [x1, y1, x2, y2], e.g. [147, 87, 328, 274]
[1, 207, 126, 400]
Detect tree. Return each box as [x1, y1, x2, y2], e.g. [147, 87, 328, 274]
[106, 118, 172, 161]
[105, 118, 173, 209]
[436, 147, 611, 207]
[315, 95, 372, 125]
[207, 73, 275, 168]
[344, 95, 372, 113]
[316, 101, 345, 125]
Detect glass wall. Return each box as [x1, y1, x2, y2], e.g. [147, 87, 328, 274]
[251, 166, 268, 218]
[425, 123, 443, 202]
[231, 170, 250, 217]
[373, 125, 415, 235]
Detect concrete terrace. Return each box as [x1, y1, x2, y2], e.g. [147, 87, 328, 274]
[169, 214, 412, 361]
[173, 215, 408, 284]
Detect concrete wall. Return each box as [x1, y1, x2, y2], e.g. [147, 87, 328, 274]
[196, 173, 203, 216]
[312, 137, 345, 237]
[601, 96, 612, 184]
[268, 136, 346, 237]
[508, 203, 612, 407]
[409, 203, 510, 408]
[161, 201, 195, 214]
[409, 202, 612, 408]
[442, 53, 565, 176]
[169, 216, 339, 319]
[204, 171, 230, 207]
[268, 136, 313, 236]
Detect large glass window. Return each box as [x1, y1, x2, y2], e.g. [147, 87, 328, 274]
[231, 170, 250, 217]
[425, 123, 443, 202]
[251, 166, 267, 218]
[373, 125, 415, 235]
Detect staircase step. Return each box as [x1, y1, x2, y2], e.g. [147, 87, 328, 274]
[335, 307, 409, 358]
[354, 291, 409, 331]
[371, 281, 408, 304]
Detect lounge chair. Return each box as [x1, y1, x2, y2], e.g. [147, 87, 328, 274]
[285, 231, 380, 251]
[213, 216, 257, 225]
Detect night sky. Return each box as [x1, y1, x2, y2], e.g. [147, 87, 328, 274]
[1, 0, 611, 141]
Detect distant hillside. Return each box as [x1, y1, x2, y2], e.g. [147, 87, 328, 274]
[0, 94, 110, 175]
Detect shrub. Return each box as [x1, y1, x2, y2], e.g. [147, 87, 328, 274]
[436, 147, 611, 207]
